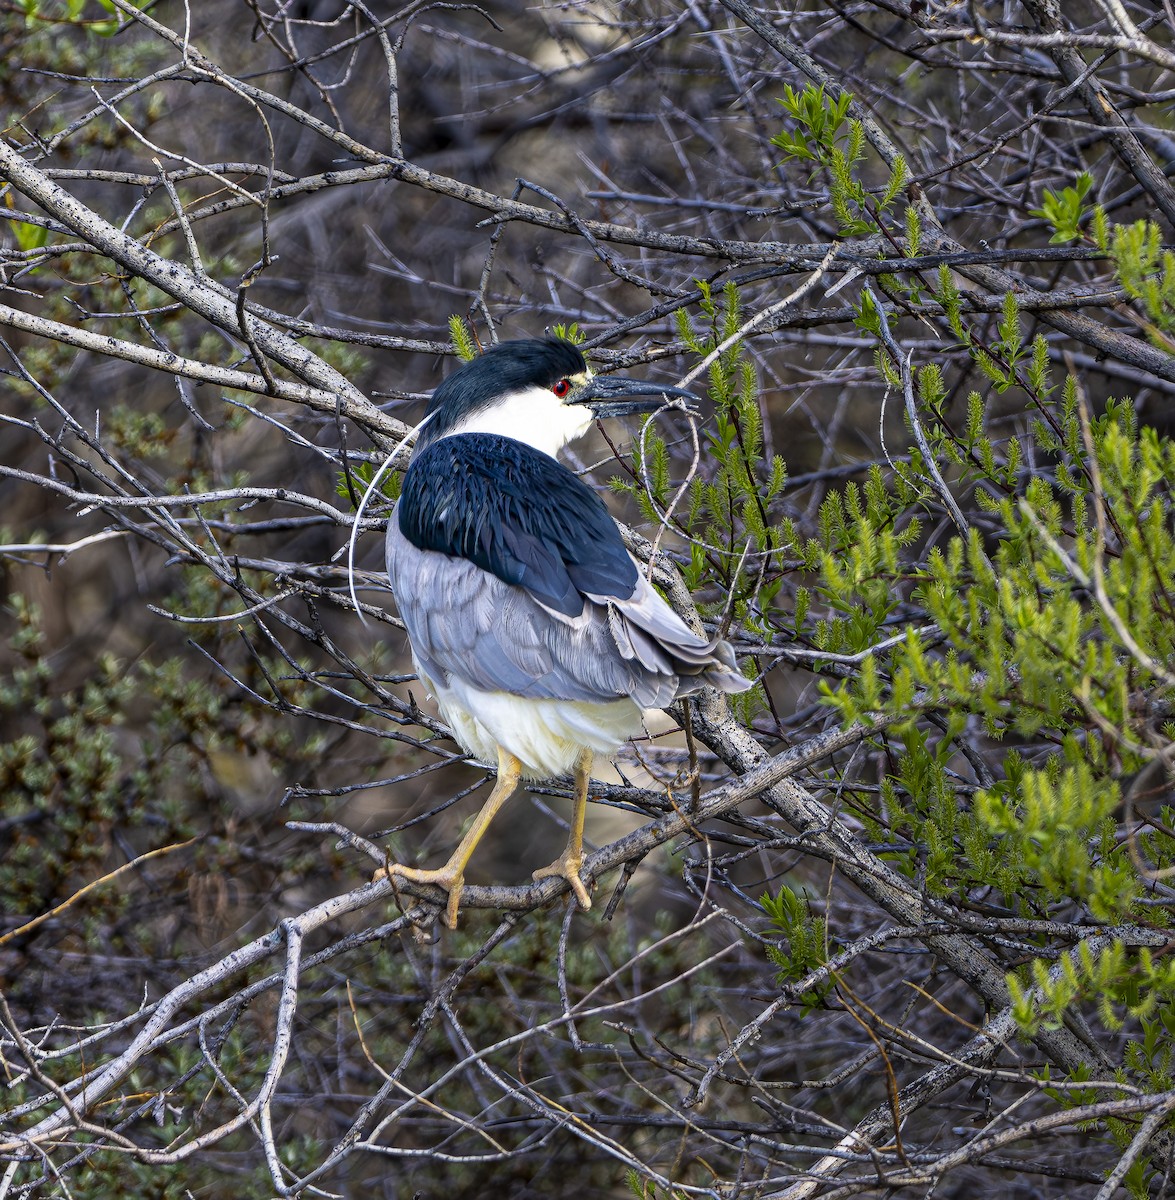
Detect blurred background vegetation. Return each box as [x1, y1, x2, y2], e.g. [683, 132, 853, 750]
[4, 1, 1175, 1197]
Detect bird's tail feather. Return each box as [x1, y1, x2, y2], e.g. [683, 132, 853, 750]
[598, 574, 752, 706]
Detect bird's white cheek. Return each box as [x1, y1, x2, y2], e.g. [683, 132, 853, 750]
[445, 385, 595, 457]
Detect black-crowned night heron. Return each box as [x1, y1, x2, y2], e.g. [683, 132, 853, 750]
[382, 337, 750, 926]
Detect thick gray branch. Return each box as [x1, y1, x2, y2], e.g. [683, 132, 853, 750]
[0, 141, 390, 437]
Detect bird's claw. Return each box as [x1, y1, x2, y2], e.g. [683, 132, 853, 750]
[374, 862, 465, 928]
[533, 852, 592, 910]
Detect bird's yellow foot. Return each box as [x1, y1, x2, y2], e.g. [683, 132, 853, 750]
[533, 851, 592, 910]
[374, 862, 465, 928]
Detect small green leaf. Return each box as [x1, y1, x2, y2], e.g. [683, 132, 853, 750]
[1030, 171, 1094, 243]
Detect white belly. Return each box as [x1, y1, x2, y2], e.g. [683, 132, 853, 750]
[415, 656, 644, 779]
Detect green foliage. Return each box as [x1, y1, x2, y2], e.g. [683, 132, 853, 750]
[0, 594, 200, 919]
[722, 109, 1175, 1142]
[5, 192, 49, 252]
[1009, 938, 1175, 1036]
[805, 469, 920, 657]
[829, 391, 1175, 749]
[1030, 175, 1175, 353]
[336, 457, 401, 506]
[853, 284, 888, 339]
[772, 82, 908, 240]
[632, 279, 792, 717]
[933, 274, 1051, 399]
[12, 0, 153, 36]
[11, 0, 151, 37]
[771, 84, 852, 165]
[1029, 171, 1094, 243]
[1039, 1054, 1157, 1200]
[449, 316, 585, 363]
[904, 202, 922, 257]
[1108, 219, 1175, 346]
[448, 313, 479, 361]
[106, 405, 175, 457]
[761, 884, 829, 1009]
[817, 354, 1175, 1089]
[549, 320, 587, 346]
[978, 761, 1134, 921]
[625, 1170, 689, 1200]
[800, 150, 1175, 1098]
[0, 588, 330, 930]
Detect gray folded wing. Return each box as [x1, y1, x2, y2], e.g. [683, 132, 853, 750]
[387, 518, 749, 710]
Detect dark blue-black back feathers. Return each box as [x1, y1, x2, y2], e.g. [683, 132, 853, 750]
[397, 433, 637, 617]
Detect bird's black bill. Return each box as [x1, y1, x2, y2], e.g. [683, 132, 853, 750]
[570, 374, 700, 419]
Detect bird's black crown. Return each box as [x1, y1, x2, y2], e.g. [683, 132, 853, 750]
[422, 337, 586, 433]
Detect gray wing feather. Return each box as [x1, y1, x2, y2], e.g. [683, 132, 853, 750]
[387, 517, 750, 708]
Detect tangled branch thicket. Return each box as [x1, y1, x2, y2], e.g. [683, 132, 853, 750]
[4, 1, 1175, 1196]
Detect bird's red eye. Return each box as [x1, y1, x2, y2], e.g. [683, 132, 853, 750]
[552, 378, 572, 398]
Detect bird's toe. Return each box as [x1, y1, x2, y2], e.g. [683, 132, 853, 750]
[533, 854, 592, 910]
[375, 862, 466, 927]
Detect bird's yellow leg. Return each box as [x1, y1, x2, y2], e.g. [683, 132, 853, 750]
[377, 747, 522, 928]
[532, 748, 593, 910]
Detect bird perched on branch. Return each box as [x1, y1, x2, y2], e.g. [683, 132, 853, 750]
[382, 337, 750, 926]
